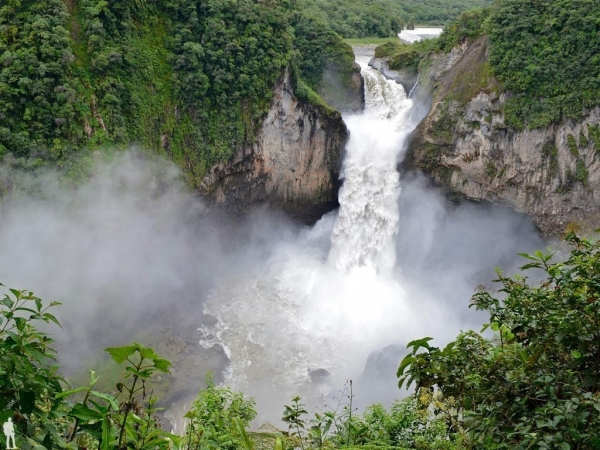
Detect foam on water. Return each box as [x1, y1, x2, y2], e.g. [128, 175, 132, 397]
[200, 55, 426, 420]
[329, 56, 413, 273]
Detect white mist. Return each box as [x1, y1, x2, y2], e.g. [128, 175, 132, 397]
[200, 54, 429, 420]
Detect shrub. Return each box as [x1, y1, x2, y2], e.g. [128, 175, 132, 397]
[398, 233, 600, 448]
[184, 372, 257, 450]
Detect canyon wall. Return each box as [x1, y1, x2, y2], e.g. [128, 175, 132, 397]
[404, 38, 600, 234]
[201, 70, 350, 222]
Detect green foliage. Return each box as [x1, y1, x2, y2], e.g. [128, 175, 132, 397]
[291, 12, 357, 97]
[168, 0, 294, 182]
[575, 159, 588, 185]
[425, 0, 600, 130]
[398, 234, 600, 448]
[280, 390, 469, 450]
[488, 0, 600, 130]
[0, 0, 79, 158]
[184, 372, 257, 450]
[60, 344, 178, 450]
[0, 288, 67, 449]
[567, 133, 579, 156]
[579, 130, 589, 148]
[374, 38, 442, 72]
[542, 141, 559, 177]
[589, 124, 600, 153]
[293, 0, 404, 38]
[0, 0, 346, 185]
[437, 8, 490, 51]
[0, 285, 179, 450]
[295, 0, 492, 38]
[292, 79, 337, 115]
[282, 396, 309, 439]
[374, 41, 404, 59]
[484, 161, 497, 179]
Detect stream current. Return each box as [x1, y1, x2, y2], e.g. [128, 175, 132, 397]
[199, 54, 430, 419]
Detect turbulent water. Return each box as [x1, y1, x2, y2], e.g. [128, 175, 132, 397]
[199, 55, 427, 419]
[329, 57, 414, 272]
[0, 48, 544, 430]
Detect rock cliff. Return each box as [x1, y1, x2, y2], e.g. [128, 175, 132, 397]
[404, 37, 600, 235]
[201, 70, 349, 223]
[318, 63, 365, 113]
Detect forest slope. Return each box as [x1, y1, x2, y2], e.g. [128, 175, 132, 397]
[0, 0, 358, 189]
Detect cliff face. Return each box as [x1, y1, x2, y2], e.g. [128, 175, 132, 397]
[201, 70, 349, 223]
[318, 63, 365, 113]
[405, 37, 600, 235]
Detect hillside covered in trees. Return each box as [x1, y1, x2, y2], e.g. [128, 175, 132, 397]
[0, 0, 500, 187]
[296, 0, 493, 38]
[379, 0, 600, 130]
[0, 0, 358, 186]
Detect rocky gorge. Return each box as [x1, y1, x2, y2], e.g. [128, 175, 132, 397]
[207, 35, 600, 235]
[199, 69, 360, 223]
[370, 37, 600, 235]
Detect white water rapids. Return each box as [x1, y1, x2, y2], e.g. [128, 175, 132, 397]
[199, 54, 427, 419]
[0, 44, 545, 434]
[329, 57, 414, 272]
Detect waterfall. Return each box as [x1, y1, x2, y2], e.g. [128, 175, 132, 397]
[329, 57, 414, 273]
[200, 51, 425, 422]
[408, 73, 420, 99]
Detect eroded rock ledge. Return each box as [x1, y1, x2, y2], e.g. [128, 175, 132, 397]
[405, 38, 600, 235]
[201, 69, 349, 223]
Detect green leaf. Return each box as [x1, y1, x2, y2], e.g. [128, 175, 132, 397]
[71, 404, 103, 421]
[56, 386, 88, 399]
[406, 337, 434, 350]
[144, 437, 171, 447]
[19, 390, 36, 414]
[0, 296, 13, 308]
[90, 391, 119, 410]
[41, 312, 62, 328]
[234, 417, 254, 450]
[25, 436, 47, 450]
[138, 345, 157, 360]
[152, 357, 172, 372]
[128, 413, 145, 425]
[105, 345, 138, 364]
[101, 414, 112, 450]
[397, 355, 415, 377]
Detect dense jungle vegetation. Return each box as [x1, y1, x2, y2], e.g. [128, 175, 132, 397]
[2, 234, 600, 449]
[0, 0, 357, 186]
[293, 0, 492, 38]
[487, 0, 600, 130]
[0, 0, 502, 187]
[379, 0, 600, 130]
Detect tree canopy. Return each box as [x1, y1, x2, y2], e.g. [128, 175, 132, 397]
[0, 0, 355, 184]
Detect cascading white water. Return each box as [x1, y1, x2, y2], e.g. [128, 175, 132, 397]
[200, 52, 426, 421]
[329, 57, 414, 273]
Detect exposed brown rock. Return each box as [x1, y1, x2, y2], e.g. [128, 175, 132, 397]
[201, 69, 348, 223]
[405, 38, 600, 235]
